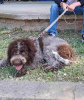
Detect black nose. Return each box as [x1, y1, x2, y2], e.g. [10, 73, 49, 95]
[13, 59, 22, 66]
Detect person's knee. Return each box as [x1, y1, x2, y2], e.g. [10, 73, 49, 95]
[51, 3, 59, 10]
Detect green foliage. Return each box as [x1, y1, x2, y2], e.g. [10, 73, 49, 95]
[0, 66, 17, 80]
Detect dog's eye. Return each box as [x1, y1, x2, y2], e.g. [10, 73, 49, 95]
[11, 48, 17, 55]
[21, 51, 25, 55]
[11, 52, 16, 55]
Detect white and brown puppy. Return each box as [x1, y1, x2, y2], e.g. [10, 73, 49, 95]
[0, 36, 75, 77]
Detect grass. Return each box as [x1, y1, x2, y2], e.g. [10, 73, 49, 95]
[0, 28, 84, 82]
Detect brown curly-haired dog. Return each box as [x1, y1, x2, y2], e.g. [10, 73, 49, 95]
[0, 36, 75, 77]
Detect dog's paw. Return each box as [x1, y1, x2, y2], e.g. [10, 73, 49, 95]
[16, 69, 27, 77]
[65, 59, 73, 65]
[41, 64, 49, 69]
[16, 72, 26, 77]
[44, 65, 58, 72]
[16, 72, 22, 77]
[44, 66, 52, 72]
[41, 64, 53, 72]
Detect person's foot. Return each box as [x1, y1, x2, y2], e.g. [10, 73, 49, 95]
[48, 32, 56, 37]
[82, 34, 84, 42]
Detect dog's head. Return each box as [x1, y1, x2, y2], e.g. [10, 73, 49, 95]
[7, 38, 36, 70]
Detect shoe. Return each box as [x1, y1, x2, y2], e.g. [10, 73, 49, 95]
[49, 32, 56, 37]
[82, 34, 84, 43]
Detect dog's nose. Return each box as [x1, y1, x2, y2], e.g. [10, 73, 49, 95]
[13, 59, 22, 66]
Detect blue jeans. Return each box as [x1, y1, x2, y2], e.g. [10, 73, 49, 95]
[0, 0, 3, 3]
[47, 3, 84, 35]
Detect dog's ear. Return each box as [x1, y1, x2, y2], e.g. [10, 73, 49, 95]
[38, 37, 43, 53]
[7, 41, 14, 65]
[7, 40, 17, 65]
[25, 38, 37, 63]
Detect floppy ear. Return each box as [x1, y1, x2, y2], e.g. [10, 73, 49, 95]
[7, 41, 14, 65]
[24, 38, 37, 63]
[7, 43, 12, 64]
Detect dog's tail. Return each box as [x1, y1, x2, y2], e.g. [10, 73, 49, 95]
[52, 51, 73, 65]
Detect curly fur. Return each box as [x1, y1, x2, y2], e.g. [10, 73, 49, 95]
[0, 35, 75, 77]
[8, 38, 36, 64]
[57, 44, 75, 60]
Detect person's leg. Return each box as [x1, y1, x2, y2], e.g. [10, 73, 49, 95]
[61, 6, 84, 41]
[47, 3, 60, 36]
[73, 6, 84, 41]
[81, 6, 84, 41]
[67, 6, 84, 41]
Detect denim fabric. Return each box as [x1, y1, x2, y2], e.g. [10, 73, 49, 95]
[47, 3, 84, 35]
[0, 0, 3, 4]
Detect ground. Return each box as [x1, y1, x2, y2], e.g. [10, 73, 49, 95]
[0, 28, 84, 82]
